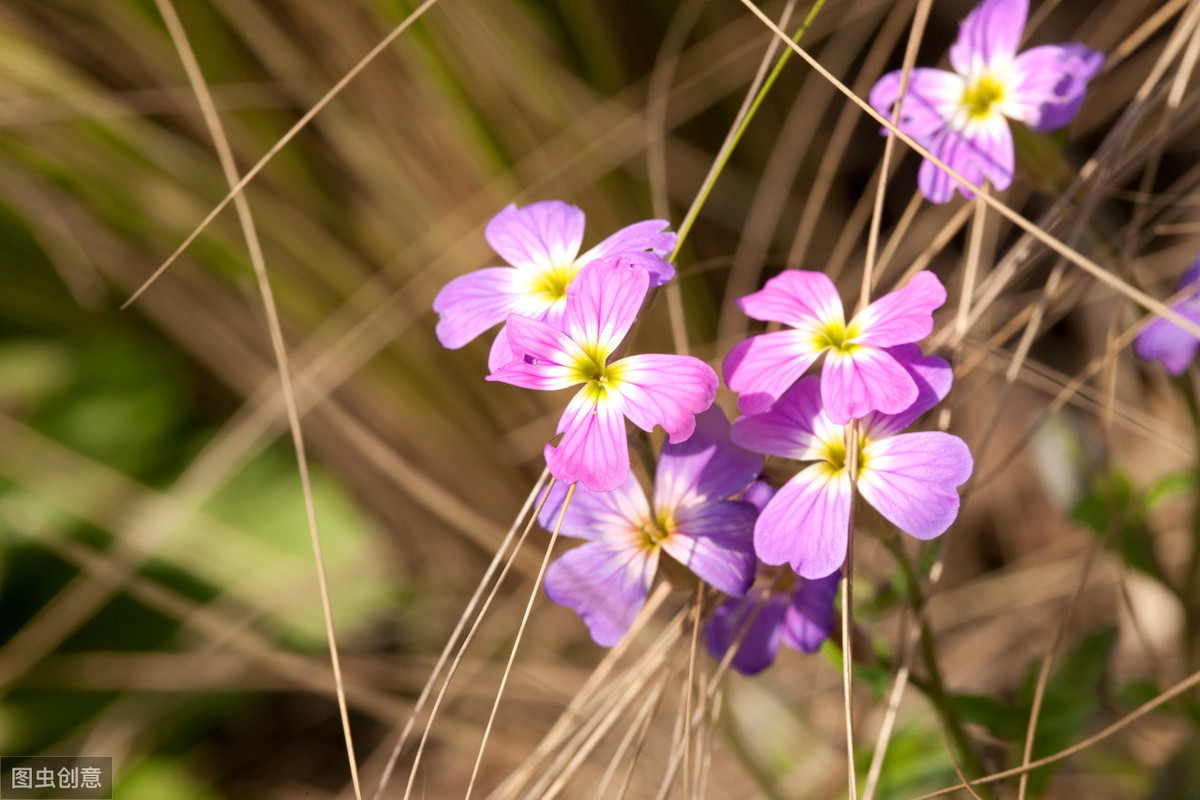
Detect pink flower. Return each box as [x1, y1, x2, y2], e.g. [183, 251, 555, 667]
[731, 346, 973, 579]
[538, 408, 762, 646]
[706, 570, 840, 675]
[488, 257, 718, 492]
[433, 201, 676, 370]
[723, 270, 946, 423]
[868, 0, 1103, 203]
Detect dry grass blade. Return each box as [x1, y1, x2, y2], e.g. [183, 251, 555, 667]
[121, 0, 443, 309]
[153, 1, 366, 796]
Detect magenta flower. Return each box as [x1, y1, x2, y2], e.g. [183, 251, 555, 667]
[706, 570, 840, 676]
[723, 270, 946, 423]
[1136, 259, 1200, 376]
[488, 256, 718, 492]
[868, 0, 1103, 203]
[433, 201, 676, 369]
[731, 346, 973, 579]
[538, 408, 762, 646]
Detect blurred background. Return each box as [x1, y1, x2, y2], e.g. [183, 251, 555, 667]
[1, 0, 1199, 797]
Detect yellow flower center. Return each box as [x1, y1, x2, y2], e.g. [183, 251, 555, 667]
[962, 74, 1005, 120]
[820, 435, 869, 478]
[638, 511, 675, 549]
[530, 261, 578, 303]
[812, 320, 862, 354]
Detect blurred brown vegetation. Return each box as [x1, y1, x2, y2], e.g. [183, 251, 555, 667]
[1, 0, 1200, 797]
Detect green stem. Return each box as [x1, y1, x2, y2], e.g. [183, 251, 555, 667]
[668, 0, 828, 263]
[882, 536, 989, 788]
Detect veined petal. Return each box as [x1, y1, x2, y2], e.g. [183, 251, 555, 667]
[851, 271, 946, 348]
[730, 376, 833, 461]
[949, 0, 1027, 76]
[821, 347, 918, 424]
[862, 346, 955, 439]
[432, 267, 522, 349]
[736, 270, 844, 328]
[653, 406, 762, 512]
[1135, 299, 1200, 376]
[487, 324, 516, 373]
[485, 201, 584, 273]
[486, 314, 585, 391]
[705, 595, 787, 676]
[859, 431, 973, 540]
[663, 501, 758, 596]
[564, 257, 650, 353]
[782, 573, 840, 653]
[618, 251, 676, 288]
[544, 541, 657, 647]
[964, 113, 1015, 191]
[578, 218, 676, 263]
[869, 68, 968, 139]
[611, 354, 718, 443]
[536, 472, 652, 541]
[918, 121, 1011, 203]
[724, 329, 825, 415]
[755, 464, 852, 580]
[1005, 44, 1103, 132]
[545, 389, 630, 492]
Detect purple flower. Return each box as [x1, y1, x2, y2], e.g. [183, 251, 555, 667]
[731, 346, 973, 579]
[868, 0, 1103, 203]
[488, 257, 718, 492]
[723, 270, 946, 423]
[1136, 259, 1200, 375]
[706, 570, 840, 675]
[538, 407, 763, 646]
[433, 201, 676, 370]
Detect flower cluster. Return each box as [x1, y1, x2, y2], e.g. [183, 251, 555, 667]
[435, 202, 972, 672]
[868, 0, 1103, 203]
[435, 200, 717, 493]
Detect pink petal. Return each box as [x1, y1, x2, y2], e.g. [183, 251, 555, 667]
[755, 464, 852, 580]
[545, 390, 631, 492]
[544, 541, 657, 646]
[869, 68, 967, 139]
[564, 257, 649, 353]
[1136, 301, 1200, 376]
[968, 114, 1015, 191]
[485, 201, 584, 273]
[862, 346, 955, 438]
[851, 271, 946, 348]
[536, 472, 652, 541]
[821, 347, 918, 424]
[729, 375, 833, 461]
[486, 314, 584, 391]
[917, 119, 1013, 203]
[736, 270, 844, 328]
[858, 431, 973, 540]
[723, 329, 825, 415]
[612, 353, 718, 443]
[663, 501, 758, 596]
[949, 0, 1028, 76]
[653, 406, 763, 513]
[1006, 44, 1104, 132]
[432, 267, 522, 349]
[487, 324, 516, 373]
[578, 219, 678, 286]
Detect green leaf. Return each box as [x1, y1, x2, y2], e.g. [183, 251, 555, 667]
[1016, 629, 1117, 796]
